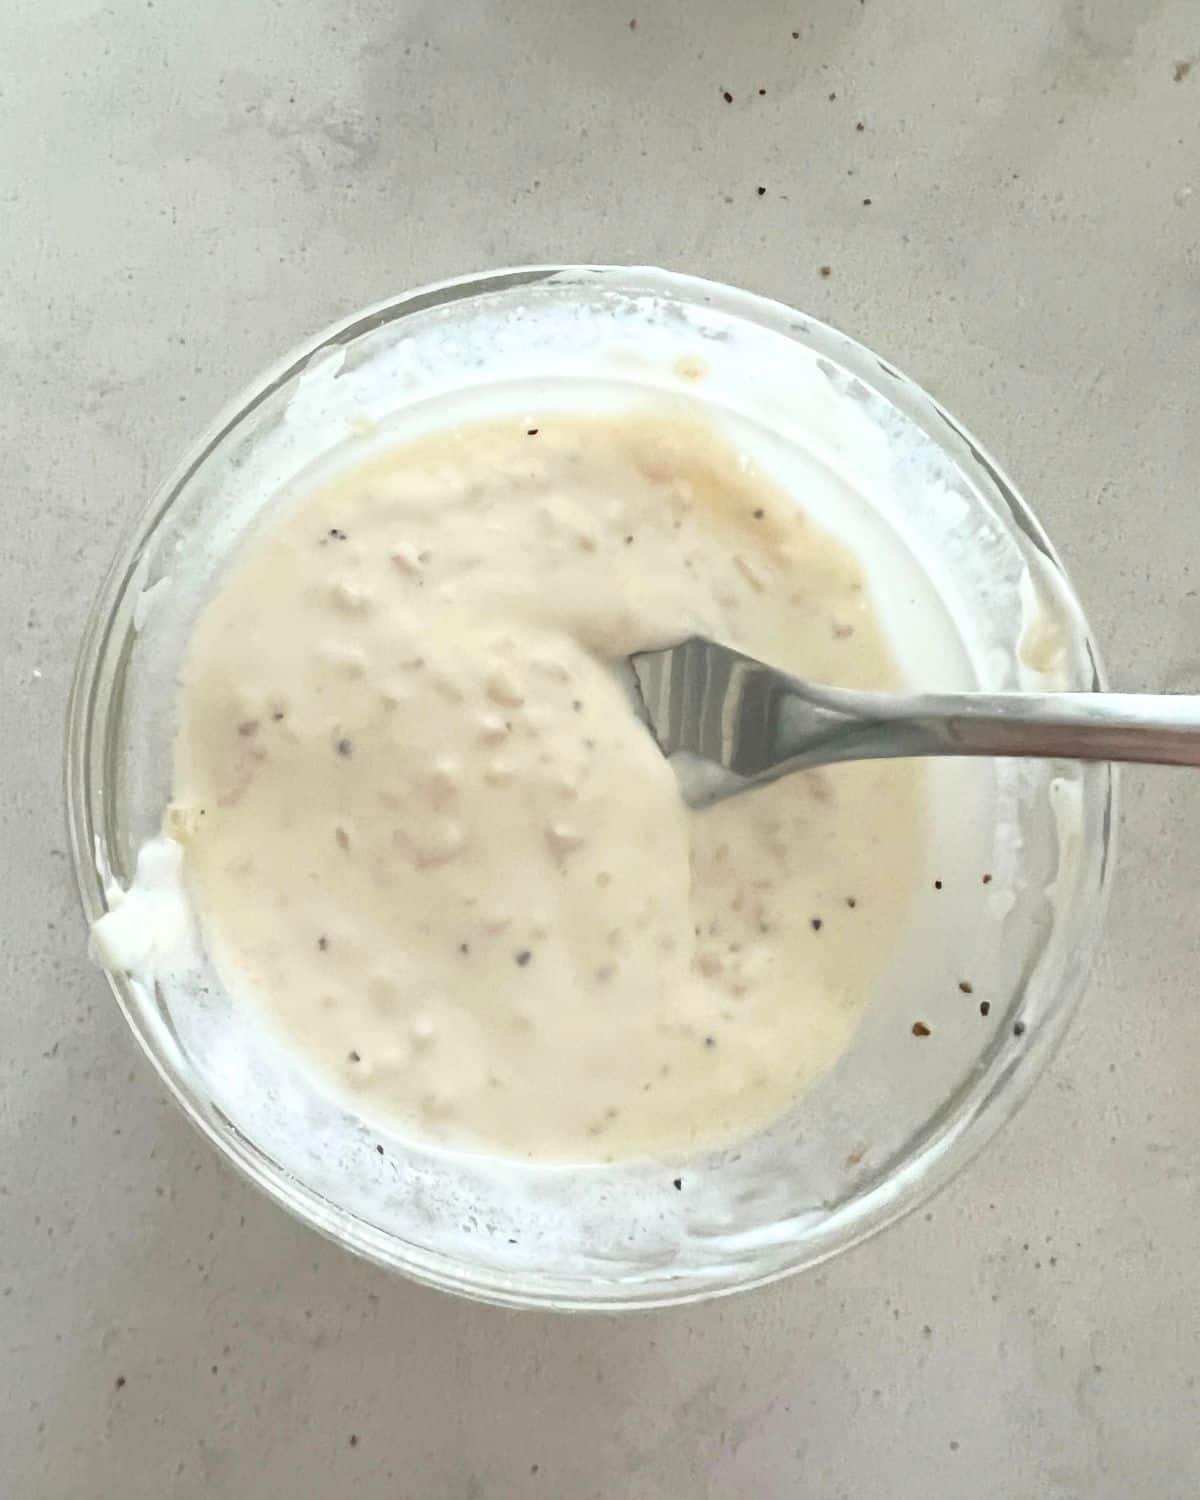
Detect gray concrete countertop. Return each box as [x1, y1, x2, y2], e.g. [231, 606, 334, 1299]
[2, 2, 1198, 1495]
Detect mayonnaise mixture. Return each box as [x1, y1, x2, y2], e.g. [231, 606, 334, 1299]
[168, 409, 925, 1160]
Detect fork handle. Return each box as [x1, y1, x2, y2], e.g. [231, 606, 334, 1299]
[791, 688, 1200, 769]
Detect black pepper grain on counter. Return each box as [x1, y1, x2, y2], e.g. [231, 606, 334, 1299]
[335, 737, 352, 757]
[810, 917, 823, 931]
[979, 1001, 991, 1017]
[515, 949, 532, 967]
[911, 1021, 931, 1037]
[1013, 1021, 1026, 1037]
[958, 980, 973, 994]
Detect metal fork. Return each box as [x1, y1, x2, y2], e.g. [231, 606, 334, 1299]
[630, 636, 1200, 809]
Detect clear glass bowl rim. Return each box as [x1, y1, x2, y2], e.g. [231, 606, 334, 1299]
[65, 264, 1116, 1310]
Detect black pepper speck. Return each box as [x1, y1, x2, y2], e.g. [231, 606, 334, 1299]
[515, 949, 532, 967]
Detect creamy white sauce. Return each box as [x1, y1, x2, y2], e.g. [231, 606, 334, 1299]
[89, 835, 195, 978]
[163, 409, 926, 1161]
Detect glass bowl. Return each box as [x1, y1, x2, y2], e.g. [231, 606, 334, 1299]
[66, 266, 1114, 1309]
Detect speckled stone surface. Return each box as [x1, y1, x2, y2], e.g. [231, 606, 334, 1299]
[2, 2, 1198, 1495]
